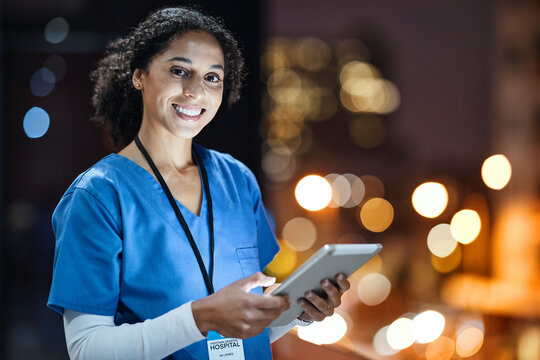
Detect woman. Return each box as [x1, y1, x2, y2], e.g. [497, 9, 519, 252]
[47, 6, 350, 360]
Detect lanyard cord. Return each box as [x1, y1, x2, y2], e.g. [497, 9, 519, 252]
[134, 135, 215, 294]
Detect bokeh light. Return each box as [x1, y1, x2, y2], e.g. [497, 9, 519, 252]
[297, 312, 348, 345]
[23, 107, 50, 139]
[44, 17, 69, 44]
[387, 317, 415, 350]
[373, 326, 399, 356]
[481, 154, 512, 190]
[262, 147, 296, 182]
[359, 198, 394, 232]
[412, 182, 449, 218]
[360, 175, 385, 201]
[295, 175, 332, 211]
[265, 240, 297, 278]
[456, 327, 484, 357]
[30, 68, 56, 97]
[450, 209, 481, 244]
[518, 326, 540, 360]
[294, 37, 332, 72]
[431, 245, 462, 273]
[426, 336, 455, 360]
[343, 174, 366, 208]
[357, 273, 391, 306]
[411, 310, 445, 343]
[427, 224, 458, 258]
[282, 217, 317, 251]
[325, 174, 351, 207]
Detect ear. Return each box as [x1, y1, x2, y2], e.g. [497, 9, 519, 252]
[132, 69, 144, 90]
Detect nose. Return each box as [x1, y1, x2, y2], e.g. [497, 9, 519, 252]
[182, 77, 203, 99]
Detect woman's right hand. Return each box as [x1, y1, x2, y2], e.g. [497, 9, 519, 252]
[191, 272, 290, 339]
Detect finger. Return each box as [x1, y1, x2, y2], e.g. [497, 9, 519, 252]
[249, 293, 289, 310]
[321, 278, 341, 308]
[303, 290, 333, 316]
[298, 298, 325, 322]
[335, 273, 350, 294]
[263, 283, 281, 295]
[238, 272, 276, 292]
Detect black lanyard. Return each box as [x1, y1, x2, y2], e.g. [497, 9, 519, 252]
[134, 135, 215, 295]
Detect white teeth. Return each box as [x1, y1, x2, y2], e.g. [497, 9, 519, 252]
[173, 104, 202, 116]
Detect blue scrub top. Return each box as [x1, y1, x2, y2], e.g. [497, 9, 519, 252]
[47, 145, 280, 360]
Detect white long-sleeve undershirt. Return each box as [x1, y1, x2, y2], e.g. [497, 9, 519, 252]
[63, 301, 297, 360]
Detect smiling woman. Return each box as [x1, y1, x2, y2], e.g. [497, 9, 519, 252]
[46, 6, 351, 360]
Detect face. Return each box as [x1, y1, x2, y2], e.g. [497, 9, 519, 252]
[133, 31, 225, 140]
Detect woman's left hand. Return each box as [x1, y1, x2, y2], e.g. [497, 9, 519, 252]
[297, 273, 350, 322]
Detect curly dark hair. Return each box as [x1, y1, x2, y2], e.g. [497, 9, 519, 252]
[90, 6, 246, 148]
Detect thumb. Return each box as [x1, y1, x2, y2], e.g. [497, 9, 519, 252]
[237, 272, 276, 292]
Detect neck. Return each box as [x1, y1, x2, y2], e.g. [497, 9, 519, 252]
[137, 120, 194, 171]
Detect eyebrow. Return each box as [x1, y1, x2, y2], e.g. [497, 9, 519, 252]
[166, 56, 224, 71]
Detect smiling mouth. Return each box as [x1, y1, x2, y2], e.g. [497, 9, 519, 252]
[172, 104, 205, 120]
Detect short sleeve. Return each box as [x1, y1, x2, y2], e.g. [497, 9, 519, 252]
[239, 165, 280, 269]
[47, 188, 122, 316]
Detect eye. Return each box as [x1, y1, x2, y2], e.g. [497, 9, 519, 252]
[171, 67, 188, 77]
[204, 74, 222, 83]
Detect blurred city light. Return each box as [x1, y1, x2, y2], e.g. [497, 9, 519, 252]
[282, 217, 317, 252]
[360, 175, 385, 201]
[265, 240, 297, 278]
[295, 175, 332, 211]
[431, 245, 462, 273]
[427, 224, 458, 258]
[386, 317, 415, 350]
[343, 174, 366, 208]
[44, 17, 70, 44]
[30, 68, 56, 97]
[373, 326, 399, 356]
[411, 182, 449, 218]
[359, 198, 394, 232]
[411, 310, 445, 343]
[450, 209, 481, 244]
[356, 273, 391, 306]
[325, 174, 351, 207]
[294, 37, 332, 72]
[262, 149, 296, 182]
[23, 107, 50, 139]
[297, 312, 348, 345]
[456, 326, 484, 357]
[425, 336, 455, 360]
[518, 326, 540, 360]
[481, 154, 512, 190]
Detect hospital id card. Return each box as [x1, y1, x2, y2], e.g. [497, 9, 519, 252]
[207, 331, 245, 360]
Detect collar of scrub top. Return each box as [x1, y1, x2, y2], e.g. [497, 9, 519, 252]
[134, 135, 215, 295]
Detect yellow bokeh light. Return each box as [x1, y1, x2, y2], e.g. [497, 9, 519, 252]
[426, 336, 455, 360]
[373, 326, 399, 356]
[450, 209, 481, 244]
[357, 272, 391, 306]
[412, 182, 449, 218]
[431, 245, 462, 273]
[267, 68, 302, 104]
[282, 217, 317, 252]
[359, 198, 394, 232]
[456, 327, 484, 357]
[295, 175, 332, 211]
[264, 241, 297, 278]
[518, 326, 540, 360]
[386, 317, 415, 350]
[294, 37, 332, 72]
[297, 312, 348, 345]
[427, 224, 458, 258]
[411, 310, 445, 343]
[360, 174, 385, 201]
[481, 154, 512, 190]
[339, 61, 380, 85]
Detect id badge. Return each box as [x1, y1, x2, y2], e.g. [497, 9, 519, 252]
[207, 331, 245, 360]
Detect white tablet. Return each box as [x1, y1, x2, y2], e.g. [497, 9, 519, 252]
[268, 243, 382, 327]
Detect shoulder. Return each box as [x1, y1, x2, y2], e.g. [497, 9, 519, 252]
[195, 144, 256, 180]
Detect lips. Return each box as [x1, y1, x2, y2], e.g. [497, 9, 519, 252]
[172, 103, 206, 121]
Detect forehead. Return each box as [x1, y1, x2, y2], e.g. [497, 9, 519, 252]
[160, 31, 224, 66]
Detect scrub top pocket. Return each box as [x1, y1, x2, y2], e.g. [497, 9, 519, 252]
[235, 247, 260, 278]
